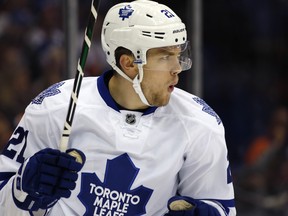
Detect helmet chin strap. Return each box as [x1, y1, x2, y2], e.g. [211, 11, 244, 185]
[111, 64, 152, 107]
[132, 76, 151, 106]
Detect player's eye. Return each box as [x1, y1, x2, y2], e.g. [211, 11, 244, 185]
[160, 55, 170, 61]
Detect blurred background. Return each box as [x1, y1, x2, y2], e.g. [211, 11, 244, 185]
[0, 0, 287, 215]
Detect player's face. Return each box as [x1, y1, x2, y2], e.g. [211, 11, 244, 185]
[141, 46, 182, 106]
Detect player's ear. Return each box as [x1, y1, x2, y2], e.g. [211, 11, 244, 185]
[119, 54, 137, 78]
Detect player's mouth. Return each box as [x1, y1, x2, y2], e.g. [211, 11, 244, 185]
[168, 81, 178, 93]
[168, 85, 175, 92]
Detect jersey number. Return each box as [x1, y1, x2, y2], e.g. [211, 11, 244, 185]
[161, 9, 175, 18]
[2, 126, 28, 163]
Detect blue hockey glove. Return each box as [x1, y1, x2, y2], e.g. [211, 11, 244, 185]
[164, 196, 221, 216]
[12, 148, 85, 211]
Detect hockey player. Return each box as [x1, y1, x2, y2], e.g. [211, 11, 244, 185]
[0, 0, 236, 215]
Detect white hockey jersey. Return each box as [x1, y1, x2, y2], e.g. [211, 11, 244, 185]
[0, 70, 236, 215]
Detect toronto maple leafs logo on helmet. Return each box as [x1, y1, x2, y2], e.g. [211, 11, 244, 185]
[119, 5, 134, 20]
[32, 82, 65, 105]
[79, 154, 153, 215]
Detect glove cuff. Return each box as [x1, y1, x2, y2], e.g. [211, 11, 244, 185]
[12, 179, 58, 211]
[12, 158, 57, 211]
[13, 158, 29, 202]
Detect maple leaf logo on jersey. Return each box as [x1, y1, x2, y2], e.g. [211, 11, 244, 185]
[193, 97, 222, 125]
[32, 82, 65, 104]
[78, 153, 153, 216]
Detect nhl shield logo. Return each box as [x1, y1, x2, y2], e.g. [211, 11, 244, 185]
[125, 114, 136, 125]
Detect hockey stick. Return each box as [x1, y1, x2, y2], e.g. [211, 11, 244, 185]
[60, 0, 99, 152]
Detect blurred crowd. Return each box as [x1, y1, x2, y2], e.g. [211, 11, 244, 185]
[202, 1, 288, 214]
[0, 0, 64, 151]
[0, 0, 288, 215]
[0, 0, 109, 152]
[235, 106, 288, 215]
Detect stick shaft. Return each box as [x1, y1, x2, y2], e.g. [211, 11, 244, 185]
[60, 0, 98, 152]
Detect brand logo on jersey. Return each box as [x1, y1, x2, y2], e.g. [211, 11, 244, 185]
[32, 82, 64, 105]
[193, 97, 222, 125]
[119, 5, 134, 21]
[125, 114, 136, 125]
[78, 153, 153, 215]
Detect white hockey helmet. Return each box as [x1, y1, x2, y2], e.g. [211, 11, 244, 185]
[101, 0, 191, 106]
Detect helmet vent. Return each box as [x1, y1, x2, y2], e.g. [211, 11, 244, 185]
[142, 31, 165, 39]
[155, 32, 165, 35]
[142, 31, 151, 37]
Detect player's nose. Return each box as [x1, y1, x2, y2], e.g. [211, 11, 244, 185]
[170, 60, 182, 75]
